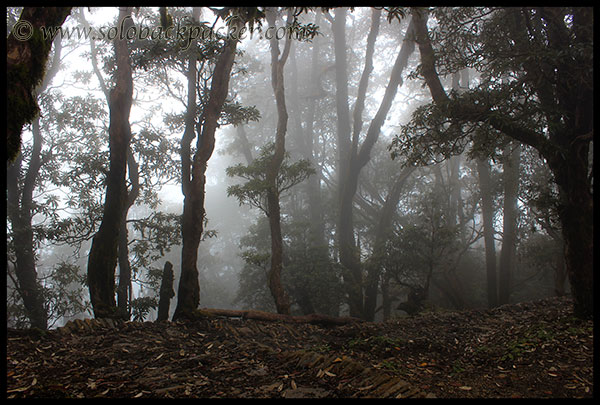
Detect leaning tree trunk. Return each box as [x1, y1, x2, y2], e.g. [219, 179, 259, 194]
[7, 7, 71, 163]
[87, 7, 134, 319]
[173, 12, 240, 321]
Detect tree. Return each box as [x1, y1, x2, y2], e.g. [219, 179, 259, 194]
[498, 142, 521, 304]
[6, 32, 65, 329]
[7, 6, 72, 163]
[476, 157, 498, 308]
[173, 9, 245, 321]
[363, 165, 414, 321]
[86, 7, 135, 319]
[227, 143, 315, 312]
[393, 7, 593, 318]
[261, 7, 295, 315]
[329, 8, 416, 318]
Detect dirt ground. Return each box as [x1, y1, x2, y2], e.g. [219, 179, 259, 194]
[6, 296, 593, 398]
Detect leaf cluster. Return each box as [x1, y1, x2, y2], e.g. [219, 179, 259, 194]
[226, 142, 315, 215]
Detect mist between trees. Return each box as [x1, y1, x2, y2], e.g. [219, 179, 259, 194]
[6, 6, 592, 329]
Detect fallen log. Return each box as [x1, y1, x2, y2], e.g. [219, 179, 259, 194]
[197, 308, 364, 326]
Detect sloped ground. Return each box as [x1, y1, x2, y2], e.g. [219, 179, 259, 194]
[6, 296, 592, 398]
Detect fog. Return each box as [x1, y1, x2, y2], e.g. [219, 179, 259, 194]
[8, 7, 591, 329]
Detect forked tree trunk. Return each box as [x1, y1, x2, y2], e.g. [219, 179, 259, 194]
[173, 11, 240, 321]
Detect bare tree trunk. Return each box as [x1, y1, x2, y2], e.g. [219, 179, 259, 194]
[363, 167, 414, 321]
[476, 158, 498, 308]
[264, 7, 293, 315]
[7, 153, 48, 330]
[173, 11, 240, 321]
[498, 142, 521, 305]
[116, 149, 139, 319]
[303, 9, 326, 247]
[87, 7, 134, 319]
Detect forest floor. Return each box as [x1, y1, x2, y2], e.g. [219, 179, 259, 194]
[6, 296, 593, 399]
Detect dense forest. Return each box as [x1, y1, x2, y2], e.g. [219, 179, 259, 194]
[7, 6, 593, 331]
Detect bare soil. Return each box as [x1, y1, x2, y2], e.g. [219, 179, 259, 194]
[6, 296, 593, 398]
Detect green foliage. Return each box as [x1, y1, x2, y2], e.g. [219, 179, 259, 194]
[226, 142, 315, 214]
[221, 101, 261, 127]
[130, 296, 158, 321]
[7, 261, 90, 329]
[235, 215, 343, 315]
[390, 7, 591, 166]
[384, 186, 462, 288]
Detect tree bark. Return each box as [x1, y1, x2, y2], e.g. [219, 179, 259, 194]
[264, 7, 293, 315]
[6, 32, 64, 329]
[363, 166, 414, 321]
[87, 7, 134, 319]
[498, 142, 521, 305]
[173, 11, 240, 321]
[7, 6, 72, 163]
[476, 158, 498, 308]
[303, 9, 326, 247]
[116, 148, 139, 319]
[7, 152, 48, 330]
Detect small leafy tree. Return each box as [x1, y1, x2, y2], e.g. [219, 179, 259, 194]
[226, 142, 315, 215]
[227, 142, 314, 312]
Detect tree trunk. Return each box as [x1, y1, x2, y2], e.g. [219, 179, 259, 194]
[7, 6, 71, 163]
[303, 9, 326, 247]
[5, 32, 64, 329]
[476, 158, 498, 308]
[157, 261, 175, 321]
[498, 142, 521, 305]
[363, 166, 414, 321]
[332, 9, 416, 318]
[7, 154, 48, 330]
[87, 7, 134, 319]
[116, 148, 139, 319]
[264, 7, 293, 315]
[116, 219, 132, 319]
[549, 143, 593, 319]
[173, 11, 240, 321]
[331, 8, 361, 317]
